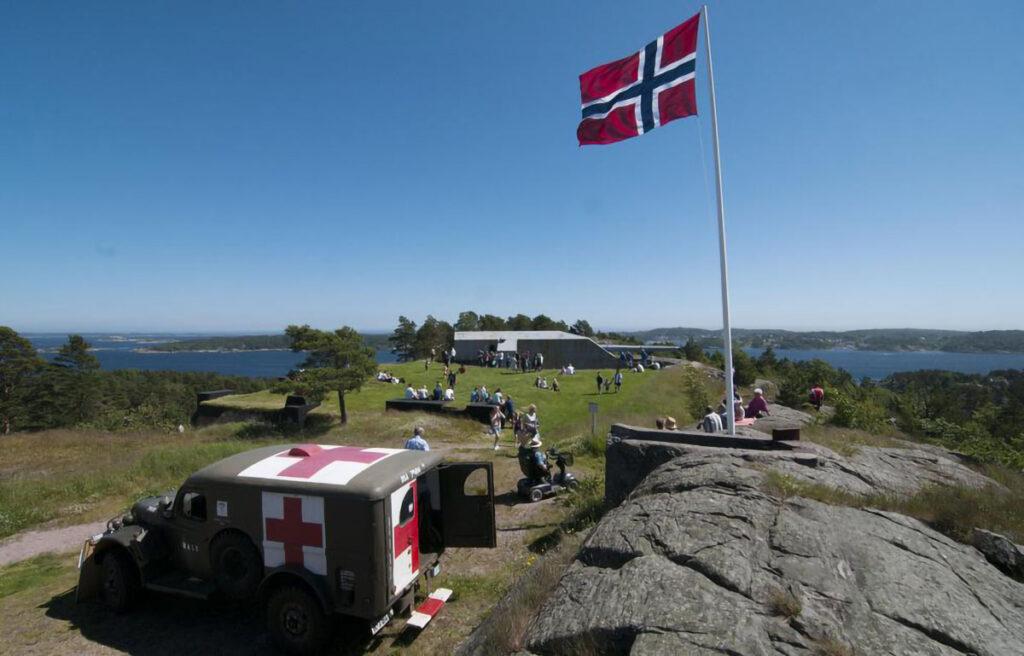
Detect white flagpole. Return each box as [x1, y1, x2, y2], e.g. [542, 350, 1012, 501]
[701, 4, 736, 435]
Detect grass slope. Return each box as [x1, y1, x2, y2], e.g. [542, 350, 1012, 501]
[208, 362, 693, 440]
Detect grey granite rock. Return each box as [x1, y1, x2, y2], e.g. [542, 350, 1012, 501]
[526, 449, 1024, 655]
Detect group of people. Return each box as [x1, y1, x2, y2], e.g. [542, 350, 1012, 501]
[477, 349, 544, 372]
[487, 400, 540, 451]
[534, 376, 559, 391]
[696, 387, 773, 433]
[618, 348, 651, 369]
[594, 370, 624, 394]
[404, 382, 456, 401]
[376, 370, 403, 384]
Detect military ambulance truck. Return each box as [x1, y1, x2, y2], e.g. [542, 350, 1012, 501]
[77, 443, 496, 654]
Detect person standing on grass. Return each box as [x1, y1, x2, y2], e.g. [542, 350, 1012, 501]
[613, 370, 623, 393]
[552, 377, 560, 392]
[490, 405, 506, 450]
[503, 394, 515, 428]
[448, 370, 457, 389]
[596, 372, 604, 394]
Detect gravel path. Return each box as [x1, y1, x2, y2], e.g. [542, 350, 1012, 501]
[0, 520, 108, 568]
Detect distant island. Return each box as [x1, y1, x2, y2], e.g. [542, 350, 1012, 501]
[626, 328, 1024, 354]
[140, 333, 391, 353]
[138, 328, 1024, 355]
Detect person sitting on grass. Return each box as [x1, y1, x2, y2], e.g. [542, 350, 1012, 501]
[404, 426, 429, 451]
[539, 377, 549, 389]
[745, 388, 770, 418]
[701, 406, 723, 433]
[404, 384, 416, 399]
[566, 363, 576, 375]
[665, 416, 678, 430]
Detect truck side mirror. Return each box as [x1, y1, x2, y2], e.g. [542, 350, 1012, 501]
[159, 496, 173, 519]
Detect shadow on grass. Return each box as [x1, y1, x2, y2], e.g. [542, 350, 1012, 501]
[231, 415, 335, 441]
[43, 588, 382, 655]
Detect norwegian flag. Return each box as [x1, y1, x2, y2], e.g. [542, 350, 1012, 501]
[578, 13, 700, 146]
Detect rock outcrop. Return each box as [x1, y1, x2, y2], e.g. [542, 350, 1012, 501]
[525, 446, 1024, 655]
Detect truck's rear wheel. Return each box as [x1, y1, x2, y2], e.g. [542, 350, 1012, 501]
[267, 585, 333, 655]
[100, 549, 140, 612]
[211, 531, 262, 600]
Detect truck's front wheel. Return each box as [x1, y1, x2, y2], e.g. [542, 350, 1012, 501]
[100, 549, 140, 612]
[267, 585, 333, 655]
[211, 531, 262, 600]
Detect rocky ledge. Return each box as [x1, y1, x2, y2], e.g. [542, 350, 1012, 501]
[524, 446, 1024, 655]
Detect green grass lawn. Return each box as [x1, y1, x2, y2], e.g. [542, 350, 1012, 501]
[208, 362, 697, 441]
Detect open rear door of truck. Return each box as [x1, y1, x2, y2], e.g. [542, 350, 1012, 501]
[438, 462, 496, 548]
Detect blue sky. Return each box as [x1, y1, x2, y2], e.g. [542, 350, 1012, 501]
[2, 1, 1022, 334]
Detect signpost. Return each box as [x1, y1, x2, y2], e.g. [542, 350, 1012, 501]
[589, 402, 599, 437]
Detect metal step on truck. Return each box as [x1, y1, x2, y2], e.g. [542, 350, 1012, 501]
[76, 443, 496, 654]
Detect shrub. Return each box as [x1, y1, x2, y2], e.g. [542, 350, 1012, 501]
[768, 588, 802, 618]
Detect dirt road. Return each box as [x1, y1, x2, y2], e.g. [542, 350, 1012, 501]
[0, 520, 108, 567]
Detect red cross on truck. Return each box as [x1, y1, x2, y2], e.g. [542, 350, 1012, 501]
[75, 444, 496, 655]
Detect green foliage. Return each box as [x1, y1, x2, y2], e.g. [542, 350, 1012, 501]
[388, 315, 418, 362]
[682, 338, 705, 363]
[0, 327, 43, 434]
[731, 346, 758, 386]
[454, 310, 480, 332]
[571, 319, 595, 337]
[283, 325, 378, 409]
[414, 315, 454, 358]
[681, 366, 711, 418]
[756, 345, 779, 371]
[481, 313, 508, 330]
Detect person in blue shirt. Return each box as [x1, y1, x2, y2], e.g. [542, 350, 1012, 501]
[404, 426, 429, 451]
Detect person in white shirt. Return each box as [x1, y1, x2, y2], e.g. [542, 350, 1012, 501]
[566, 364, 576, 375]
[417, 386, 429, 399]
[701, 406, 723, 433]
[444, 388, 455, 401]
[493, 389, 504, 405]
[404, 385, 416, 399]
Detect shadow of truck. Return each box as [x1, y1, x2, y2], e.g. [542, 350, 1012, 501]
[43, 588, 382, 655]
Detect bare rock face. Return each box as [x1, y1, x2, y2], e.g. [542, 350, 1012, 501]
[973, 528, 1024, 580]
[526, 451, 1024, 655]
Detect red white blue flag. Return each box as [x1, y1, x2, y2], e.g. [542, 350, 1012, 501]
[577, 13, 700, 146]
